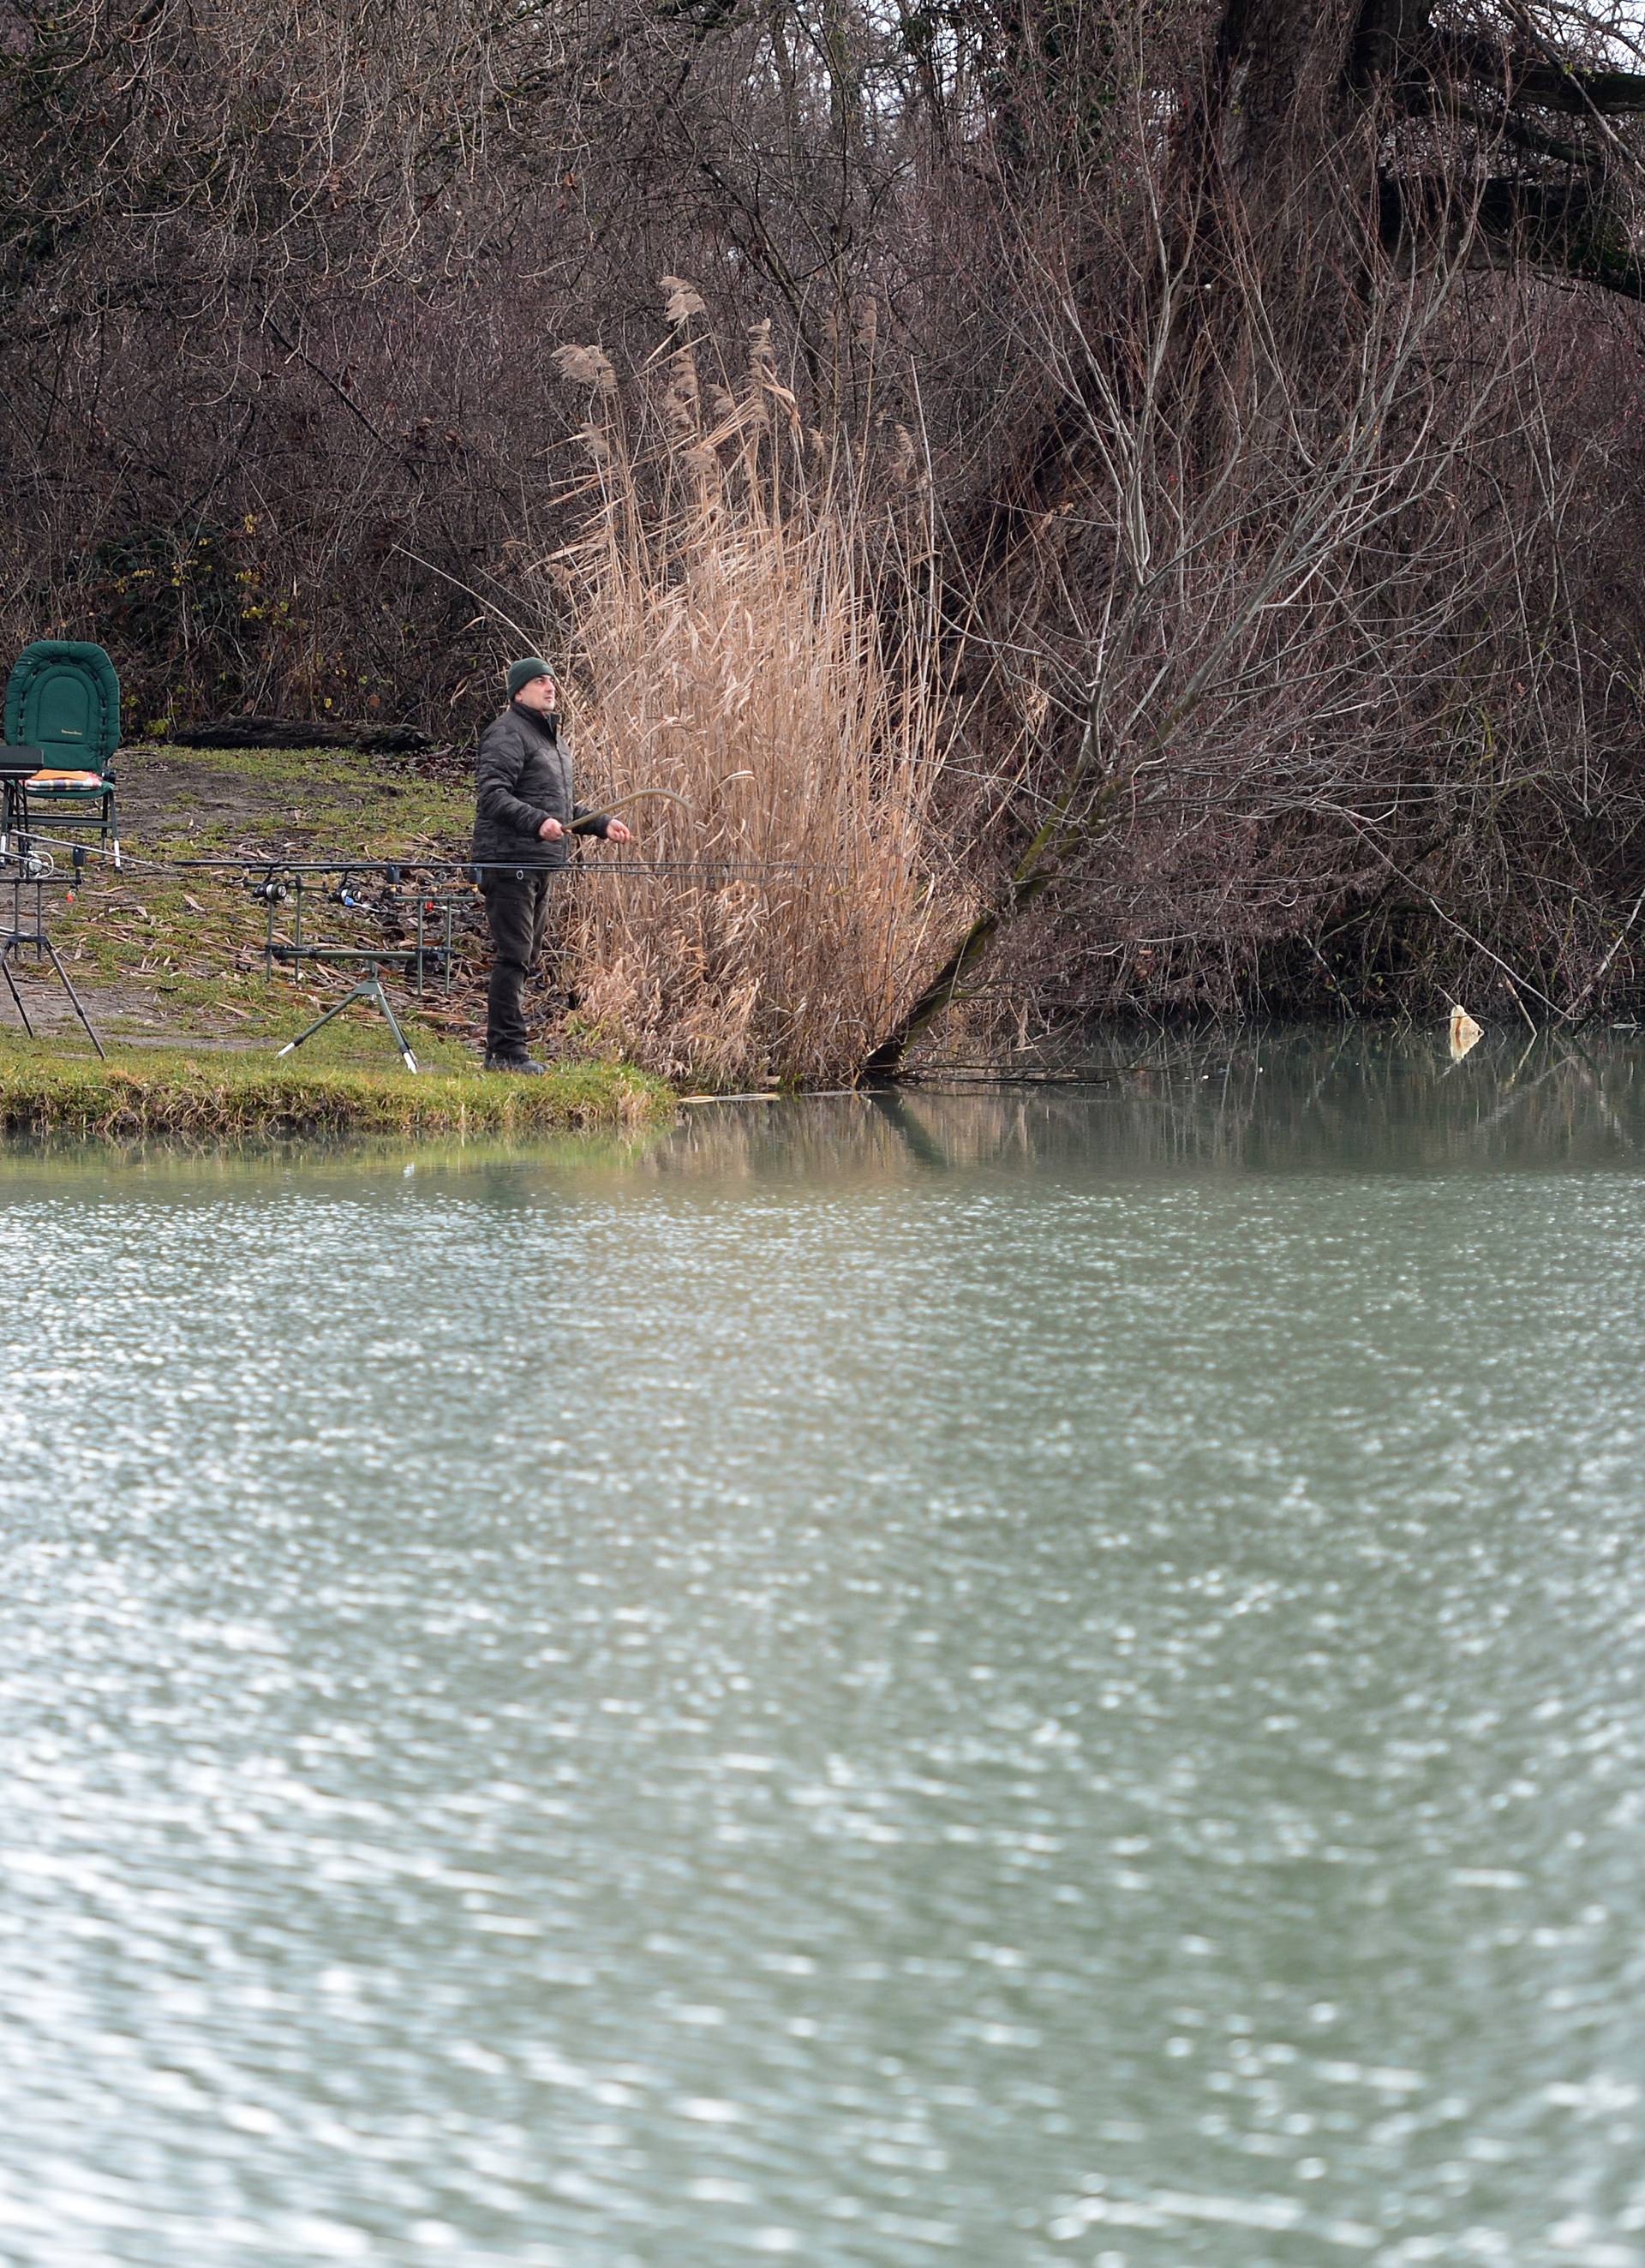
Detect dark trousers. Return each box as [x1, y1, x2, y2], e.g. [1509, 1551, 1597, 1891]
[482, 871, 554, 1057]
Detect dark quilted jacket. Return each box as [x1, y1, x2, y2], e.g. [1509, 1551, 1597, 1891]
[471, 703, 610, 873]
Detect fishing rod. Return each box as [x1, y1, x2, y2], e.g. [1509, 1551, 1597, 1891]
[20, 786, 838, 880]
[13, 786, 692, 866]
[2, 781, 816, 1070]
[3, 801, 823, 1070]
[569, 787, 691, 832]
[173, 856, 817, 874]
[5, 829, 127, 870]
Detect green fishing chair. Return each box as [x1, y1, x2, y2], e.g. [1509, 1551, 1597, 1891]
[3, 641, 121, 848]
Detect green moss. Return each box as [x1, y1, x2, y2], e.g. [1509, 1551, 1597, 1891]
[0, 1034, 673, 1142]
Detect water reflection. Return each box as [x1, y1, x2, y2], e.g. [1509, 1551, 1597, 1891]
[658, 1027, 1642, 1185]
[0, 1027, 1636, 1192]
[0, 1028, 1642, 2267]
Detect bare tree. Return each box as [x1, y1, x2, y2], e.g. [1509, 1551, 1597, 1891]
[0, 0, 1642, 1040]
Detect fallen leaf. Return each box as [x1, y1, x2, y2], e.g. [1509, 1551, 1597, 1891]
[1449, 1004, 1483, 1062]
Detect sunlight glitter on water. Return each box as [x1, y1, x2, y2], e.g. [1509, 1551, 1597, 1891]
[1, 1032, 1642, 2266]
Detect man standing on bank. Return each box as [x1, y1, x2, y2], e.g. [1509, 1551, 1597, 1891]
[472, 656, 631, 1073]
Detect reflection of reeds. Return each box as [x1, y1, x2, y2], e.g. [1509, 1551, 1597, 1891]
[639, 1030, 1644, 1182]
[535, 314, 972, 1089]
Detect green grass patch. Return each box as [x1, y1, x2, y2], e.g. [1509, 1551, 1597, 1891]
[0, 1035, 673, 1143]
[140, 742, 472, 857]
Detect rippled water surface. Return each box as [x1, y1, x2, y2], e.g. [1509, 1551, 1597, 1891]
[3, 1032, 1644, 2267]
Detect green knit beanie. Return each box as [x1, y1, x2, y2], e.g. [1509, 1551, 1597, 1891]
[506, 655, 554, 699]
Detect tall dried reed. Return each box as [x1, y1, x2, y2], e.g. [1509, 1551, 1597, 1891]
[529, 326, 970, 1087]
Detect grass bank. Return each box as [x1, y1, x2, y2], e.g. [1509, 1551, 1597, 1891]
[0, 1037, 672, 1142]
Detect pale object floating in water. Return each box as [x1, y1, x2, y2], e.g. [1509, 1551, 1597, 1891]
[1449, 1004, 1483, 1062]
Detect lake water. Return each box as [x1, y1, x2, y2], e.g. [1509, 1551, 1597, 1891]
[2, 1030, 1642, 2267]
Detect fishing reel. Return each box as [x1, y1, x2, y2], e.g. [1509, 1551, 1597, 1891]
[330, 864, 402, 912]
[245, 871, 290, 905]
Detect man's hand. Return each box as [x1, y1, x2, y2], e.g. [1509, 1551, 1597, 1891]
[537, 816, 564, 841]
[606, 819, 632, 844]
